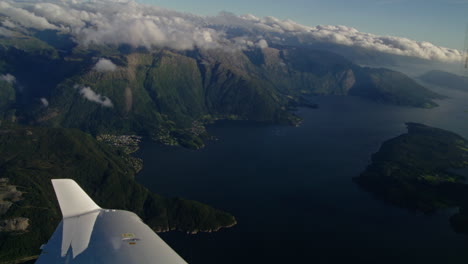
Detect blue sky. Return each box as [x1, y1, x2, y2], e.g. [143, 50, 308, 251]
[139, 0, 468, 50]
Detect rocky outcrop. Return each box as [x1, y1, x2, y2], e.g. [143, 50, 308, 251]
[339, 69, 356, 92]
[0, 178, 23, 216]
[0, 218, 29, 232]
[0, 179, 28, 233]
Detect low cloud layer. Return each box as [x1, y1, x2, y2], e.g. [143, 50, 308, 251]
[93, 58, 117, 72]
[74, 85, 113, 107]
[0, 0, 463, 63]
[0, 1, 58, 30]
[0, 73, 16, 84]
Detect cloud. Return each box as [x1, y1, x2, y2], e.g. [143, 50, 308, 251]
[93, 58, 117, 72]
[302, 25, 462, 62]
[74, 85, 113, 108]
[256, 39, 269, 49]
[0, 73, 16, 84]
[1, 0, 463, 63]
[2, 20, 17, 29]
[0, 1, 58, 30]
[40, 98, 49, 107]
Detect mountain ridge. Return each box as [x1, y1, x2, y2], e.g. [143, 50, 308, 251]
[419, 70, 468, 92]
[0, 30, 444, 146]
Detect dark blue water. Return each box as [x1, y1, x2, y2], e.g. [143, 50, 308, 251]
[136, 87, 468, 264]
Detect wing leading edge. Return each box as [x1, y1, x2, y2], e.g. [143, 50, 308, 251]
[36, 179, 188, 264]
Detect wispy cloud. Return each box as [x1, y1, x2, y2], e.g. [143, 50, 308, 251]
[74, 85, 113, 108]
[40, 98, 49, 107]
[0, 73, 16, 84]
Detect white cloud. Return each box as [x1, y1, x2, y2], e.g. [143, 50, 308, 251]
[0, 1, 58, 30]
[301, 25, 462, 62]
[0, 0, 463, 63]
[27, 2, 86, 28]
[74, 85, 113, 108]
[40, 98, 49, 107]
[0, 73, 16, 84]
[93, 58, 117, 72]
[256, 39, 268, 49]
[2, 20, 17, 29]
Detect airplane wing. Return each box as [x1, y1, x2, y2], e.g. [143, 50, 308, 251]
[36, 179, 188, 264]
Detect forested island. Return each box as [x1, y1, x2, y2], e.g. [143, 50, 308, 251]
[354, 123, 468, 234]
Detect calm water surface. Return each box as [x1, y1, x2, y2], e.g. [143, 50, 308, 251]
[136, 86, 468, 264]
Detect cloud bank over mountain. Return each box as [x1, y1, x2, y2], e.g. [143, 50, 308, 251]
[0, 0, 462, 63]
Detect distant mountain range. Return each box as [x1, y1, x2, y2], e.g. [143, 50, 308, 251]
[419, 70, 468, 92]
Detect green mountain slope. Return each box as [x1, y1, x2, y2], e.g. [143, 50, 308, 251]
[38, 48, 298, 137]
[258, 46, 357, 95]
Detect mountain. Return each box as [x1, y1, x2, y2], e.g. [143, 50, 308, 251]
[354, 123, 468, 234]
[350, 67, 444, 108]
[0, 30, 443, 146]
[0, 126, 236, 262]
[419, 70, 468, 92]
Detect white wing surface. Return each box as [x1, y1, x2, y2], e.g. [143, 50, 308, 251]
[36, 179, 188, 264]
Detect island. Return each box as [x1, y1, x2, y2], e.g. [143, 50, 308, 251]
[0, 126, 236, 263]
[354, 123, 468, 235]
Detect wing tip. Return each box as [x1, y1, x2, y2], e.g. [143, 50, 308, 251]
[51, 178, 73, 185]
[52, 179, 101, 218]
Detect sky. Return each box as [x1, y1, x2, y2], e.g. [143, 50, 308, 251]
[140, 0, 468, 50]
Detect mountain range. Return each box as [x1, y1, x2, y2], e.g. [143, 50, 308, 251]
[419, 70, 468, 92]
[0, 28, 444, 147]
